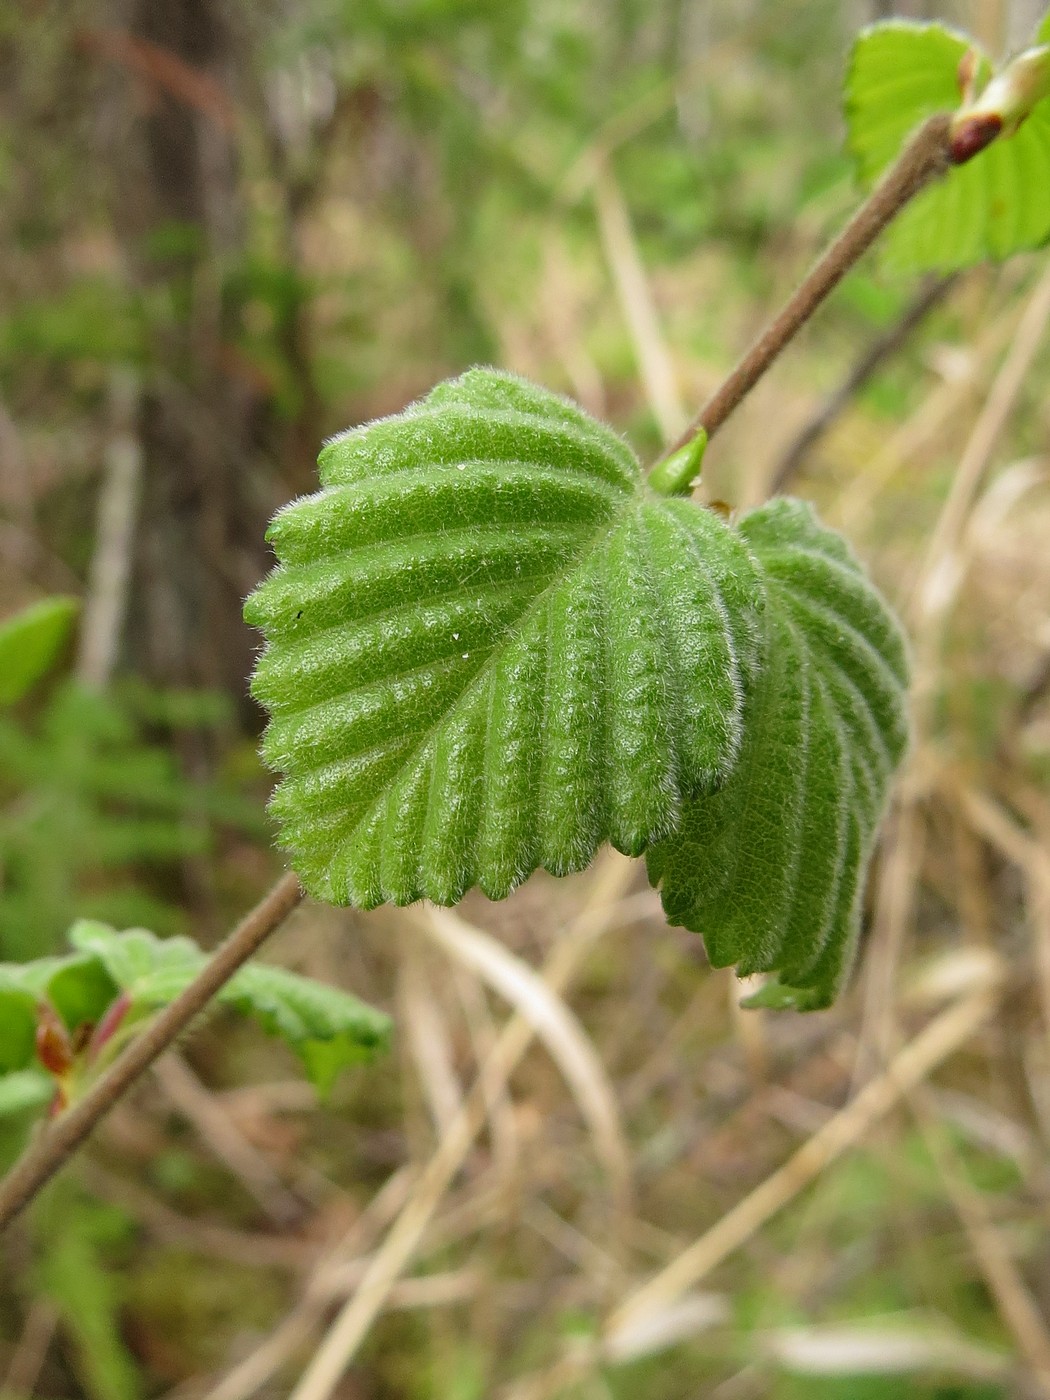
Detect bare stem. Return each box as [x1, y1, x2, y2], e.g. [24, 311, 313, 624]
[0, 870, 303, 1233]
[657, 112, 954, 463]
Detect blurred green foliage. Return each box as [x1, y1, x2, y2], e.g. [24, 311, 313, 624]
[0, 681, 264, 962]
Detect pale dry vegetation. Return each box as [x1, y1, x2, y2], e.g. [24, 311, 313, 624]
[2, 1, 1050, 1398]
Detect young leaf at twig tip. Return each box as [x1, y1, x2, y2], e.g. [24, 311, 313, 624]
[646, 499, 910, 1010]
[245, 368, 765, 907]
[67, 922, 392, 1093]
[0, 923, 390, 1101]
[846, 21, 1050, 271]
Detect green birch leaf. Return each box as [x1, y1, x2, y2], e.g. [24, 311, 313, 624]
[68, 920, 205, 1006]
[646, 499, 910, 1010]
[0, 595, 79, 705]
[245, 368, 765, 907]
[219, 963, 392, 1096]
[66, 921, 391, 1092]
[845, 21, 1050, 271]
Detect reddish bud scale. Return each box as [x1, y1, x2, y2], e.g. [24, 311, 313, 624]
[88, 991, 132, 1062]
[35, 1017, 74, 1076]
[950, 114, 1002, 163]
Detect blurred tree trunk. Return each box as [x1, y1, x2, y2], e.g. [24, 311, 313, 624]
[105, 0, 274, 702]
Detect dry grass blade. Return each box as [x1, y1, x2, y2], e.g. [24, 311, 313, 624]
[201, 1166, 417, 1400]
[607, 978, 1001, 1346]
[853, 794, 925, 1080]
[448, 958, 521, 1181]
[399, 945, 464, 1138]
[914, 261, 1050, 628]
[288, 852, 638, 1400]
[764, 1321, 1011, 1382]
[593, 162, 686, 442]
[421, 904, 632, 1210]
[153, 1053, 304, 1227]
[2, 1299, 59, 1399]
[831, 292, 1023, 535]
[504, 975, 1003, 1400]
[907, 1085, 1050, 1393]
[950, 780, 1050, 1057]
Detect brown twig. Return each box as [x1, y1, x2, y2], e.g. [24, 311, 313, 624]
[655, 112, 955, 464]
[0, 871, 303, 1233]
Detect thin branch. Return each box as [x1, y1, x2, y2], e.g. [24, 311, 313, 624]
[768, 274, 956, 495]
[0, 871, 303, 1233]
[656, 112, 955, 464]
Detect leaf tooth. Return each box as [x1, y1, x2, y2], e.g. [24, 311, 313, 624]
[773, 665, 853, 986]
[251, 581, 537, 714]
[537, 559, 606, 874]
[420, 700, 487, 904]
[781, 805, 866, 1008]
[263, 655, 467, 773]
[333, 805, 386, 908]
[269, 740, 411, 823]
[476, 615, 544, 900]
[267, 465, 624, 565]
[601, 511, 681, 855]
[246, 525, 585, 640]
[378, 753, 433, 905]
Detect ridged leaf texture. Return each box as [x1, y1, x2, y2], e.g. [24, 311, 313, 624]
[646, 500, 909, 1009]
[246, 369, 765, 907]
[846, 21, 1050, 271]
[247, 370, 910, 1008]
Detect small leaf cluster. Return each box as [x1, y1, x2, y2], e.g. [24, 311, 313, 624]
[846, 17, 1050, 271]
[246, 370, 911, 1008]
[0, 920, 391, 1110]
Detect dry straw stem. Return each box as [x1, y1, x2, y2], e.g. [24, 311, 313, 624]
[288, 852, 638, 1400]
[831, 288, 1025, 535]
[594, 161, 687, 443]
[907, 1085, 1050, 1394]
[507, 973, 1003, 1400]
[0, 870, 304, 1233]
[152, 1053, 305, 1228]
[856, 262, 1050, 1071]
[853, 791, 926, 1081]
[913, 258, 1050, 630]
[421, 904, 633, 1213]
[950, 778, 1050, 1066]
[202, 1166, 418, 1400]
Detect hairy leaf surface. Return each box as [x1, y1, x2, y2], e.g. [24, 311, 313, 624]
[646, 500, 909, 1009]
[246, 369, 764, 906]
[846, 21, 1050, 271]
